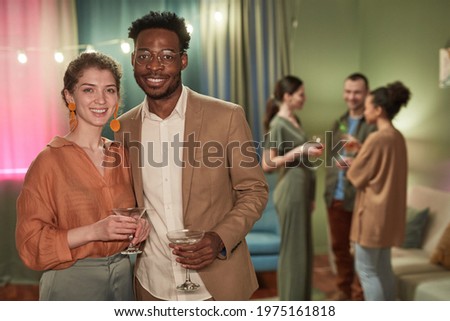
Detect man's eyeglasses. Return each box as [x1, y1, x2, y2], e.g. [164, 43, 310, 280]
[134, 50, 183, 66]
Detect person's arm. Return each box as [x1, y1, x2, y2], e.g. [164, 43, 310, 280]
[172, 106, 268, 269]
[262, 144, 323, 173]
[217, 106, 269, 247]
[16, 153, 146, 271]
[347, 135, 379, 189]
[262, 147, 298, 172]
[67, 215, 139, 249]
[16, 179, 74, 271]
[17, 186, 140, 270]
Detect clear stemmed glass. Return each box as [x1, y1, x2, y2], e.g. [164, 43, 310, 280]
[342, 134, 360, 156]
[112, 207, 147, 255]
[311, 135, 324, 149]
[166, 229, 205, 292]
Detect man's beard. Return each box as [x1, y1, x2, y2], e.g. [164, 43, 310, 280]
[135, 73, 182, 100]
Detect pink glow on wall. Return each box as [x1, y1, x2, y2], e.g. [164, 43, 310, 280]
[0, 168, 29, 181]
[0, 0, 77, 181]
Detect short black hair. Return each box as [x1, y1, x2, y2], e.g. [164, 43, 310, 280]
[346, 72, 369, 90]
[128, 11, 191, 52]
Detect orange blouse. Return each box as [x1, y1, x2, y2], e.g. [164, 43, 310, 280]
[16, 136, 136, 271]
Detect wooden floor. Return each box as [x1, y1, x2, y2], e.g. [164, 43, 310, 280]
[0, 255, 338, 301]
[250, 254, 337, 300]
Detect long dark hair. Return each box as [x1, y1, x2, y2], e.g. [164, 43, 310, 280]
[371, 81, 411, 120]
[263, 75, 303, 132]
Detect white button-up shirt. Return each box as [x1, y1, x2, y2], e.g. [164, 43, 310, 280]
[136, 86, 211, 300]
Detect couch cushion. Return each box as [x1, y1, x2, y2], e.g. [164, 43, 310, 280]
[251, 201, 279, 233]
[401, 207, 429, 248]
[407, 186, 450, 255]
[392, 248, 446, 276]
[249, 254, 279, 272]
[430, 222, 450, 269]
[414, 277, 450, 300]
[396, 271, 450, 300]
[251, 172, 280, 234]
[246, 231, 280, 254]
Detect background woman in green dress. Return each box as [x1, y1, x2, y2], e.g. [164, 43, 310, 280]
[262, 75, 323, 300]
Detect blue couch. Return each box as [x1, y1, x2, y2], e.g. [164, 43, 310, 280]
[245, 172, 280, 272]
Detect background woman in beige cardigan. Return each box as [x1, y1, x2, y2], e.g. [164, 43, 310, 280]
[346, 81, 411, 300]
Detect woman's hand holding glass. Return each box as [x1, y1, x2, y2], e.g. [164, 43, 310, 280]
[334, 134, 362, 169]
[90, 209, 149, 245]
[131, 214, 150, 246]
[68, 211, 149, 250]
[342, 134, 362, 156]
[306, 135, 324, 157]
[112, 208, 149, 255]
[284, 141, 323, 163]
[90, 214, 139, 242]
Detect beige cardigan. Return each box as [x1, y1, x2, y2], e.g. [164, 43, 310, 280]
[347, 127, 408, 248]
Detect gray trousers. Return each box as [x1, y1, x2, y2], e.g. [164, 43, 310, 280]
[39, 253, 134, 301]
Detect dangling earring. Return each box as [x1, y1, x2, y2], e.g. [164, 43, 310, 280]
[68, 102, 78, 131]
[110, 103, 120, 132]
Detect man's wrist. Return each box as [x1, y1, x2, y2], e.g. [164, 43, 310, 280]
[212, 232, 226, 259]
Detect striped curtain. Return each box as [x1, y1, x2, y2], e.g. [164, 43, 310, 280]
[199, 0, 291, 143]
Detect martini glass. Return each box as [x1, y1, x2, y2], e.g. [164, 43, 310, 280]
[310, 135, 324, 150]
[112, 207, 147, 255]
[166, 229, 205, 292]
[342, 134, 360, 156]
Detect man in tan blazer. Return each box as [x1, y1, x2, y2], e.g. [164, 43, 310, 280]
[115, 11, 268, 301]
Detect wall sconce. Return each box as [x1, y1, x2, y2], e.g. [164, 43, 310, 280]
[120, 41, 131, 54]
[54, 51, 64, 63]
[439, 48, 450, 88]
[17, 50, 27, 64]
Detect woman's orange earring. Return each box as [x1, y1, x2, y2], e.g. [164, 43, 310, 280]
[68, 102, 78, 131]
[110, 103, 120, 132]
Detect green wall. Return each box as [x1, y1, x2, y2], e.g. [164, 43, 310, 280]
[286, 0, 450, 253]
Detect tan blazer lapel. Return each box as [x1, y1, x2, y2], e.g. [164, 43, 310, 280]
[121, 105, 145, 207]
[182, 91, 203, 216]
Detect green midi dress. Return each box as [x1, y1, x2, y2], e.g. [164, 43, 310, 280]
[265, 115, 316, 301]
